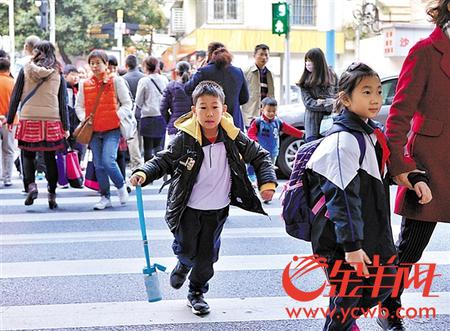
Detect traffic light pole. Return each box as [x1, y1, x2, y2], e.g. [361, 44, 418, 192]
[284, 31, 290, 105]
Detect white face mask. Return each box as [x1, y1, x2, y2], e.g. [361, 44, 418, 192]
[305, 61, 314, 72]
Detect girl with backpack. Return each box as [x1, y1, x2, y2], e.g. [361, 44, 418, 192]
[305, 63, 402, 331]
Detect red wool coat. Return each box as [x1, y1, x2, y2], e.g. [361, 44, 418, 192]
[386, 26, 450, 223]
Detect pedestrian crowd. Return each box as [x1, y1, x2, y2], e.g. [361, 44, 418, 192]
[0, 1, 448, 328]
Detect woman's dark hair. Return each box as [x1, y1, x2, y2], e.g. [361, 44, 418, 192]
[0, 50, 10, 59]
[176, 61, 191, 83]
[0, 57, 11, 72]
[210, 47, 232, 69]
[32, 41, 61, 72]
[298, 48, 332, 89]
[143, 56, 159, 73]
[207, 42, 225, 63]
[107, 55, 118, 67]
[87, 49, 108, 65]
[335, 62, 380, 113]
[427, 0, 450, 27]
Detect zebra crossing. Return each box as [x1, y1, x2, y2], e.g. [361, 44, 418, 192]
[1, 177, 449, 330]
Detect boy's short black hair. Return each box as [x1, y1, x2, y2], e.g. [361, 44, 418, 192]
[254, 44, 270, 54]
[125, 55, 138, 70]
[192, 80, 225, 105]
[64, 64, 79, 75]
[0, 57, 11, 72]
[261, 97, 277, 107]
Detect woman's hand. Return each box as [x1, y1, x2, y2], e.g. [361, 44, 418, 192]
[129, 174, 145, 186]
[7, 124, 14, 132]
[345, 249, 372, 278]
[64, 130, 70, 139]
[393, 169, 426, 189]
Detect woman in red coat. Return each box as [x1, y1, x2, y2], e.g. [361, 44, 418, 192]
[380, 1, 450, 330]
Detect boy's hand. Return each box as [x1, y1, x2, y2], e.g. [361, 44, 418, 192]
[414, 182, 432, 204]
[345, 249, 372, 278]
[261, 189, 275, 202]
[129, 174, 145, 186]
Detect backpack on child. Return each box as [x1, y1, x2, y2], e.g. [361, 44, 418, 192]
[280, 124, 366, 241]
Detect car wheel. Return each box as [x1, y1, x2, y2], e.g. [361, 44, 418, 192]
[277, 136, 304, 178]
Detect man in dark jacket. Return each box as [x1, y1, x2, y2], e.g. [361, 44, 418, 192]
[123, 55, 145, 168]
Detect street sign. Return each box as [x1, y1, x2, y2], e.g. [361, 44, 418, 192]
[88, 33, 110, 39]
[272, 2, 290, 35]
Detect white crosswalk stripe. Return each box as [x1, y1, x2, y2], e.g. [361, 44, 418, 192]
[1, 177, 448, 330]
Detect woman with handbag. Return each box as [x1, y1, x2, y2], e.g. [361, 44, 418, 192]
[7, 41, 69, 209]
[75, 49, 132, 210]
[298, 48, 338, 142]
[135, 56, 168, 162]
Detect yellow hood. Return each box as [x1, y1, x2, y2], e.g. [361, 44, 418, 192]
[174, 111, 240, 145]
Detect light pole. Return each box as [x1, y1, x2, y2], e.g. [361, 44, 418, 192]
[0, 0, 15, 69]
[353, 1, 381, 60]
[49, 0, 55, 44]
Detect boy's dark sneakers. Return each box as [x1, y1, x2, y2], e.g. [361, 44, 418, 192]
[187, 291, 210, 315]
[377, 315, 405, 331]
[170, 261, 191, 289]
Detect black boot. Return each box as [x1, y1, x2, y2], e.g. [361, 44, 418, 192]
[48, 192, 58, 209]
[170, 261, 191, 289]
[24, 183, 38, 206]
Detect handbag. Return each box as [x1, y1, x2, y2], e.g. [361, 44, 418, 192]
[73, 84, 105, 144]
[84, 150, 99, 191]
[319, 114, 334, 136]
[66, 149, 84, 188]
[56, 152, 69, 186]
[118, 106, 137, 140]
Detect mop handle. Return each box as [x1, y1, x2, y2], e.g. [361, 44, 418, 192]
[135, 185, 152, 271]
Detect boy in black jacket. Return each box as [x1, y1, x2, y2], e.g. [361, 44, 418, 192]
[130, 81, 277, 315]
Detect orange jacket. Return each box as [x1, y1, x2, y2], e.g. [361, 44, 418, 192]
[0, 72, 14, 122]
[83, 76, 120, 132]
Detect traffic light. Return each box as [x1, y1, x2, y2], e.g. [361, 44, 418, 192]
[272, 2, 290, 35]
[35, 0, 49, 31]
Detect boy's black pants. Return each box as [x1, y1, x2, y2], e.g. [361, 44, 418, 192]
[323, 259, 397, 331]
[172, 205, 229, 294]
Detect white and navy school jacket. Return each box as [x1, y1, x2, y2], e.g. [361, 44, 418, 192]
[305, 110, 397, 263]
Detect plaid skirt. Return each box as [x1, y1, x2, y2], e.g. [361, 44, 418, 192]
[16, 119, 66, 151]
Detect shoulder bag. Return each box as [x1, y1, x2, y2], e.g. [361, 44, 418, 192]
[114, 78, 137, 140]
[73, 84, 105, 144]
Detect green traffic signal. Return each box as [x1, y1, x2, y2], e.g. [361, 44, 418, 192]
[272, 2, 290, 35]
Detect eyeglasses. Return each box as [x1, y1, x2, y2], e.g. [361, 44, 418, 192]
[347, 62, 363, 72]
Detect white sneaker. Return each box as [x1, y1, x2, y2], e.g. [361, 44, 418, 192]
[93, 196, 112, 210]
[117, 185, 129, 205]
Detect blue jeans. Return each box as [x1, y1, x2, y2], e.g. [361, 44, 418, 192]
[90, 129, 124, 198]
[247, 152, 278, 180]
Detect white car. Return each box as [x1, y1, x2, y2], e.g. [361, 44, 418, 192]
[276, 76, 398, 177]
